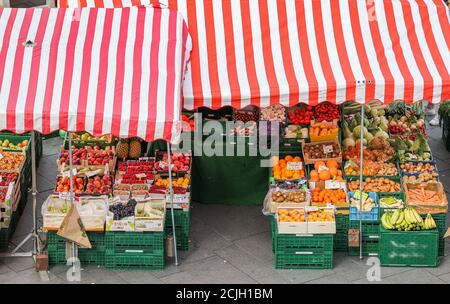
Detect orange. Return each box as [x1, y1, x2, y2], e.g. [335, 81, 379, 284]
[326, 159, 339, 169]
[329, 167, 338, 178]
[319, 170, 331, 181]
[285, 155, 293, 162]
[309, 170, 319, 182]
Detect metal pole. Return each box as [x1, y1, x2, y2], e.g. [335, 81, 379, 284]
[166, 141, 179, 266]
[359, 105, 365, 260]
[31, 132, 38, 255]
[68, 134, 78, 272]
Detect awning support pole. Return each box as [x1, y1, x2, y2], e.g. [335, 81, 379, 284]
[359, 105, 365, 260]
[166, 141, 179, 266]
[68, 134, 79, 273]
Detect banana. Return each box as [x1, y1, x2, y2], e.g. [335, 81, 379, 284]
[391, 210, 400, 225]
[382, 213, 394, 230]
[430, 215, 437, 229]
[424, 217, 430, 230]
[396, 211, 405, 226]
[404, 209, 413, 225]
[411, 208, 424, 224]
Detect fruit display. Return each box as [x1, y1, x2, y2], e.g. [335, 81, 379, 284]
[155, 152, 191, 172]
[131, 184, 150, 197]
[314, 103, 340, 122]
[55, 176, 85, 194]
[109, 198, 137, 220]
[229, 122, 256, 137]
[234, 109, 259, 123]
[0, 139, 29, 151]
[86, 146, 115, 166]
[403, 174, 438, 183]
[118, 160, 154, 173]
[85, 175, 112, 195]
[271, 190, 307, 203]
[309, 122, 339, 142]
[400, 162, 438, 183]
[0, 187, 8, 202]
[0, 152, 24, 171]
[271, 155, 306, 180]
[344, 160, 398, 177]
[0, 172, 18, 186]
[154, 176, 190, 189]
[379, 196, 404, 209]
[274, 181, 307, 190]
[347, 178, 401, 193]
[309, 160, 343, 182]
[307, 209, 335, 222]
[287, 106, 314, 125]
[311, 188, 347, 207]
[343, 137, 394, 162]
[381, 207, 436, 231]
[58, 146, 115, 167]
[116, 172, 153, 184]
[260, 104, 286, 122]
[116, 139, 129, 160]
[284, 125, 308, 139]
[349, 192, 376, 212]
[128, 139, 142, 159]
[277, 208, 305, 222]
[387, 116, 425, 136]
[58, 147, 86, 166]
[72, 132, 111, 142]
[303, 142, 341, 161]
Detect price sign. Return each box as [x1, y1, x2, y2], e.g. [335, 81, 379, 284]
[0, 153, 3, 160]
[61, 168, 78, 178]
[325, 180, 344, 190]
[318, 166, 329, 173]
[353, 190, 368, 201]
[58, 192, 72, 200]
[287, 162, 302, 171]
[323, 145, 333, 154]
[166, 193, 190, 203]
[135, 173, 147, 179]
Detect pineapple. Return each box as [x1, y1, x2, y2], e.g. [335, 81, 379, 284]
[116, 139, 129, 160]
[128, 139, 142, 159]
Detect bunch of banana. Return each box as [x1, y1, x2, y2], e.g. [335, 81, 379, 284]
[424, 213, 437, 230]
[381, 207, 435, 231]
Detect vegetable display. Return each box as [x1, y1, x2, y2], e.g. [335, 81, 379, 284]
[314, 103, 340, 122]
[287, 106, 314, 125]
[347, 178, 401, 193]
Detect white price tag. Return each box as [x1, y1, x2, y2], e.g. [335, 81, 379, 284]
[135, 173, 147, 179]
[62, 168, 77, 177]
[325, 180, 343, 189]
[0, 153, 3, 160]
[323, 145, 333, 154]
[287, 162, 302, 171]
[166, 193, 189, 203]
[318, 166, 329, 173]
[58, 192, 72, 200]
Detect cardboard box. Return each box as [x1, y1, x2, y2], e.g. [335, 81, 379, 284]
[276, 206, 307, 234]
[306, 206, 336, 234]
[42, 196, 72, 231]
[134, 200, 165, 232]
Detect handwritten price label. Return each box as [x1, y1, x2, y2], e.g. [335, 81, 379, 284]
[287, 162, 302, 171]
[58, 192, 72, 200]
[135, 173, 147, 179]
[318, 166, 329, 173]
[61, 168, 78, 178]
[323, 145, 333, 154]
[325, 180, 343, 189]
[166, 194, 190, 203]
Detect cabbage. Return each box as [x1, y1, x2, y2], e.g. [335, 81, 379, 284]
[343, 138, 356, 149]
[374, 130, 389, 139]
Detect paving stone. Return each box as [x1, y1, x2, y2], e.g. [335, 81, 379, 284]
[276, 268, 335, 284]
[428, 138, 449, 161]
[0, 261, 13, 275]
[435, 158, 450, 172]
[425, 257, 450, 276]
[306, 273, 354, 284]
[427, 126, 442, 141]
[42, 138, 63, 157]
[177, 255, 257, 284]
[0, 257, 35, 272]
[214, 244, 287, 283]
[233, 231, 274, 263]
[353, 269, 444, 284]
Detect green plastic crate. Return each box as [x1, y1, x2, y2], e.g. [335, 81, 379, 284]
[348, 239, 379, 256]
[275, 251, 333, 269]
[105, 251, 165, 270]
[335, 214, 349, 252]
[165, 210, 190, 251]
[380, 227, 439, 267]
[105, 231, 164, 255]
[420, 213, 446, 257]
[0, 211, 19, 249]
[48, 231, 105, 250]
[349, 221, 380, 240]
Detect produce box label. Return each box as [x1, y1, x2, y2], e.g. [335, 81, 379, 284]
[323, 145, 333, 154]
[325, 180, 345, 190]
[348, 229, 360, 247]
[352, 190, 368, 201]
[166, 193, 190, 204]
[58, 192, 73, 200]
[287, 162, 302, 171]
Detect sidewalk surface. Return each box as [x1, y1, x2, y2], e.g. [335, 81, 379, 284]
[0, 125, 449, 284]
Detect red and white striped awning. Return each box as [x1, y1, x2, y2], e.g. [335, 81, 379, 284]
[60, 0, 450, 110]
[0, 7, 191, 143]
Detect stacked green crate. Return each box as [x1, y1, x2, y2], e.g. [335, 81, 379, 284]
[334, 214, 349, 252]
[272, 222, 334, 269]
[165, 209, 190, 251]
[47, 231, 106, 266]
[0, 212, 19, 249]
[105, 231, 165, 270]
[348, 221, 380, 256]
[380, 227, 439, 267]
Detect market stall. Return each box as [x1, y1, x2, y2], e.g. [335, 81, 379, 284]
[0, 6, 192, 269]
[56, 0, 450, 271]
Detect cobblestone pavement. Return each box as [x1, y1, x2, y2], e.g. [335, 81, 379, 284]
[0, 125, 449, 284]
